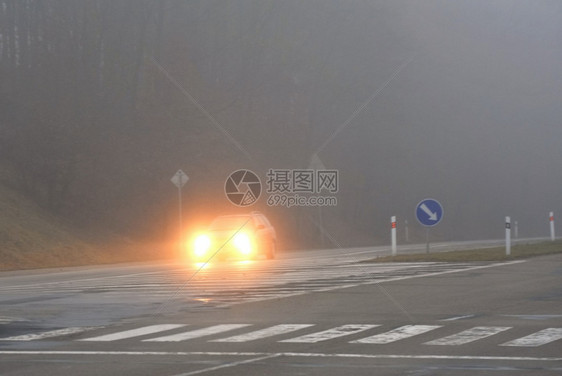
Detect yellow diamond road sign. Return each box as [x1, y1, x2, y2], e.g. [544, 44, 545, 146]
[171, 169, 189, 188]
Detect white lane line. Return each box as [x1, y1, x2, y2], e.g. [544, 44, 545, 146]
[280, 325, 379, 343]
[0, 317, 28, 324]
[501, 328, 562, 347]
[144, 324, 251, 342]
[441, 314, 475, 321]
[169, 354, 281, 376]
[502, 314, 562, 320]
[352, 325, 441, 344]
[0, 269, 173, 290]
[1, 327, 99, 341]
[0, 350, 561, 362]
[425, 326, 511, 346]
[211, 324, 313, 343]
[80, 324, 187, 342]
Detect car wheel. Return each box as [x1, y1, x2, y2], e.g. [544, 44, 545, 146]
[266, 241, 276, 260]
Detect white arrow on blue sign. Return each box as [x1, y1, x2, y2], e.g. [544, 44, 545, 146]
[416, 198, 444, 227]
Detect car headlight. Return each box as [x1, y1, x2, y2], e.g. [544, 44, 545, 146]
[193, 234, 211, 258]
[233, 232, 252, 255]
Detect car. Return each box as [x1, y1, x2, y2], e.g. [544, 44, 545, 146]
[191, 212, 277, 261]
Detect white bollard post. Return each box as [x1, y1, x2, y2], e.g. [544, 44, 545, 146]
[391, 216, 397, 256]
[514, 221, 518, 241]
[550, 212, 555, 241]
[505, 216, 511, 256]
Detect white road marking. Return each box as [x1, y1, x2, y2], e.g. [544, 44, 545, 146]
[1, 327, 98, 341]
[280, 325, 379, 343]
[6, 322, 559, 350]
[169, 354, 281, 376]
[212, 324, 313, 343]
[144, 324, 251, 342]
[501, 314, 562, 320]
[352, 325, 441, 344]
[0, 317, 28, 324]
[425, 326, 511, 346]
[441, 314, 475, 321]
[501, 328, 562, 347]
[80, 324, 187, 342]
[0, 269, 170, 290]
[0, 350, 561, 362]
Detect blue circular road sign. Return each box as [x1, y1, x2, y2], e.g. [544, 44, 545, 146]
[416, 198, 444, 227]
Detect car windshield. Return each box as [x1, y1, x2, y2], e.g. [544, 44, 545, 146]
[209, 216, 252, 231]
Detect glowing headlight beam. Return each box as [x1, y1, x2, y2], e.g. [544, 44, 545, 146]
[161, 219, 251, 315]
[233, 232, 252, 255]
[194, 234, 211, 258]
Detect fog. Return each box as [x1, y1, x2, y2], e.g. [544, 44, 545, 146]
[1, 1, 561, 248]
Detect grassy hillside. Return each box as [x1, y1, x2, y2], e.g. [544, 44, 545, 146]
[366, 241, 562, 263]
[0, 182, 169, 271]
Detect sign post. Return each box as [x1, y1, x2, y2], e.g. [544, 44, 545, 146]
[171, 170, 189, 235]
[550, 212, 555, 241]
[505, 216, 511, 256]
[309, 154, 327, 246]
[415, 198, 444, 254]
[404, 220, 409, 243]
[391, 216, 397, 256]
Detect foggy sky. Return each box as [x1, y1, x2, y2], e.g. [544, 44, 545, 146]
[2, 0, 561, 246]
[210, 0, 562, 241]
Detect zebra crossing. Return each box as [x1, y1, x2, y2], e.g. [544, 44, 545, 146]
[351, 324, 439, 344]
[2, 323, 561, 349]
[212, 324, 314, 343]
[424, 326, 511, 346]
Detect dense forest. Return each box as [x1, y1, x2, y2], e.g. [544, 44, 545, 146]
[1, 1, 561, 250]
